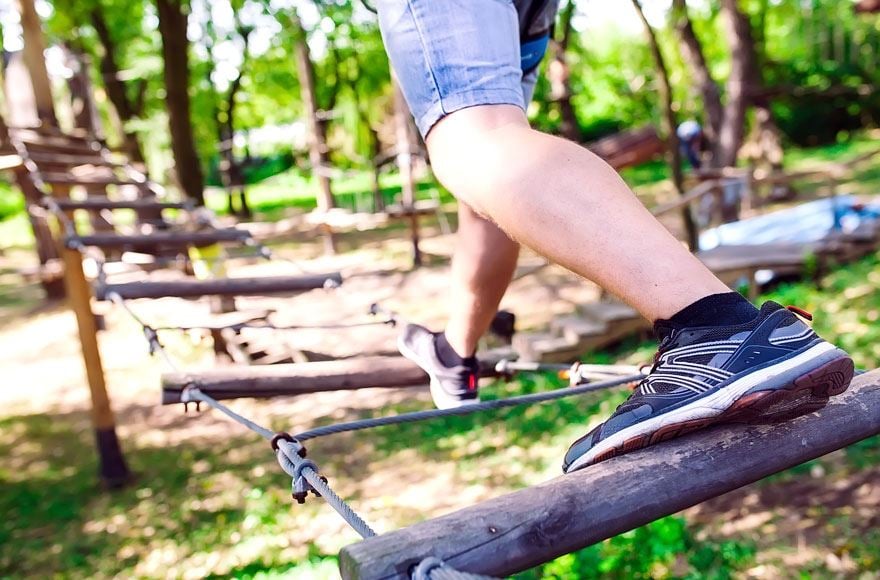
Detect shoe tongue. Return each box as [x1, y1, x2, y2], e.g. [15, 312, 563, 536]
[652, 320, 677, 342]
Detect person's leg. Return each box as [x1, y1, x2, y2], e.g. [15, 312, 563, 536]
[444, 204, 520, 358]
[440, 68, 538, 361]
[426, 105, 730, 321]
[380, 0, 853, 445]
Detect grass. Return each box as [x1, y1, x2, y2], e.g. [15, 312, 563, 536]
[2, 133, 879, 577]
[3, 250, 879, 577]
[204, 170, 450, 221]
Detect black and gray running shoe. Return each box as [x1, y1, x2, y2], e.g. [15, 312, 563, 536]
[563, 301, 854, 473]
[398, 324, 480, 409]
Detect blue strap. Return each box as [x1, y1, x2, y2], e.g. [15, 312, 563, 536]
[520, 33, 550, 73]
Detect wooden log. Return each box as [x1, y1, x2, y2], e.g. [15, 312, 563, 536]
[340, 370, 880, 579]
[161, 356, 428, 403]
[97, 272, 342, 301]
[161, 353, 509, 403]
[53, 197, 189, 211]
[68, 229, 249, 249]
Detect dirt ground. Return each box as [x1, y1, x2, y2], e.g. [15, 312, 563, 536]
[2, 204, 878, 578]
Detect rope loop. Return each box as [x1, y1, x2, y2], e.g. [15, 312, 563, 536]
[270, 432, 305, 457]
[411, 558, 444, 580]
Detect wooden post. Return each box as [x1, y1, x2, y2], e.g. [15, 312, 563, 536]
[392, 78, 422, 268]
[60, 246, 131, 487]
[340, 369, 879, 579]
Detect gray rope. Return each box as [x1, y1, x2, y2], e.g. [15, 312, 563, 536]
[294, 373, 643, 442]
[183, 386, 276, 440]
[108, 291, 378, 537]
[185, 387, 377, 538]
[275, 439, 377, 538]
[412, 558, 499, 580]
[151, 317, 397, 332]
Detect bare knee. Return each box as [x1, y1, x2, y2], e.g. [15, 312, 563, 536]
[426, 105, 531, 214]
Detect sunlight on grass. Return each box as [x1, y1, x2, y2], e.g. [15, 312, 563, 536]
[2, 136, 879, 577]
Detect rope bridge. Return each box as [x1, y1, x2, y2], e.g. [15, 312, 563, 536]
[110, 287, 880, 579]
[21, 137, 880, 578]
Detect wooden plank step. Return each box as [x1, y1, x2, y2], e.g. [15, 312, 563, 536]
[512, 332, 583, 364]
[385, 199, 440, 218]
[27, 151, 116, 167]
[698, 243, 814, 274]
[549, 316, 608, 343]
[96, 273, 343, 300]
[576, 301, 641, 324]
[40, 172, 144, 187]
[19, 139, 98, 156]
[53, 197, 188, 211]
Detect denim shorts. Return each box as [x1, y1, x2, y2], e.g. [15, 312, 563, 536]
[377, 0, 559, 137]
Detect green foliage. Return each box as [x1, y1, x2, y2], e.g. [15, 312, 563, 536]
[0, 180, 24, 222]
[517, 517, 755, 579]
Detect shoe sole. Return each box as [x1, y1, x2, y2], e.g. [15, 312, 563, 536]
[565, 342, 854, 473]
[397, 334, 479, 410]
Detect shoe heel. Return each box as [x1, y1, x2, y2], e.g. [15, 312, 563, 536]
[725, 356, 854, 424]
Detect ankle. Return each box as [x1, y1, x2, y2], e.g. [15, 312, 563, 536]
[655, 292, 759, 339]
[435, 331, 476, 367]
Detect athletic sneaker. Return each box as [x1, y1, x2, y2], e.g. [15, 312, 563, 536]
[398, 324, 480, 409]
[563, 301, 853, 473]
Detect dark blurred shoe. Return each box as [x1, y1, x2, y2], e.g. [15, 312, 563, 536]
[398, 324, 479, 409]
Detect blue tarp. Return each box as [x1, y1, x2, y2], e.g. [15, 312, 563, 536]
[699, 195, 880, 251]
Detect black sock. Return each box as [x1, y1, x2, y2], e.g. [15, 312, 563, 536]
[656, 292, 759, 338]
[435, 332, 477, 368]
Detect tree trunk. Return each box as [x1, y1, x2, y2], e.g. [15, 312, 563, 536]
[156, 0, 205, 206]
[631, 0, 699, 251]
[393, 78, 422, 268]
[369, 126, 384, 212]
[670, 0, 723, 142]
[290, 11, 334, 213]
[715, 0, 758, 168]
[90, 6, 146, 164]
[287, 10, 336, 254]
[548, 0, 580, 142]
[17, 0, 57, 127]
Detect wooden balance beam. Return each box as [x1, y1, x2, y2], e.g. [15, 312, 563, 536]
[97, 272, 342, 301]
[161, 353, 511, 403]
[53, 197, 189, 211]
[162, 356, 426, 403]
[339, 369, 880, 579]
[67, 229, 249, 249]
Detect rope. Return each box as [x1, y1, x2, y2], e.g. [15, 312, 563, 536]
[412, 558, 499, 580]
[294, 373, 643, 442]
[150, 317, 397, 333]
[183, 387, 377, 538]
